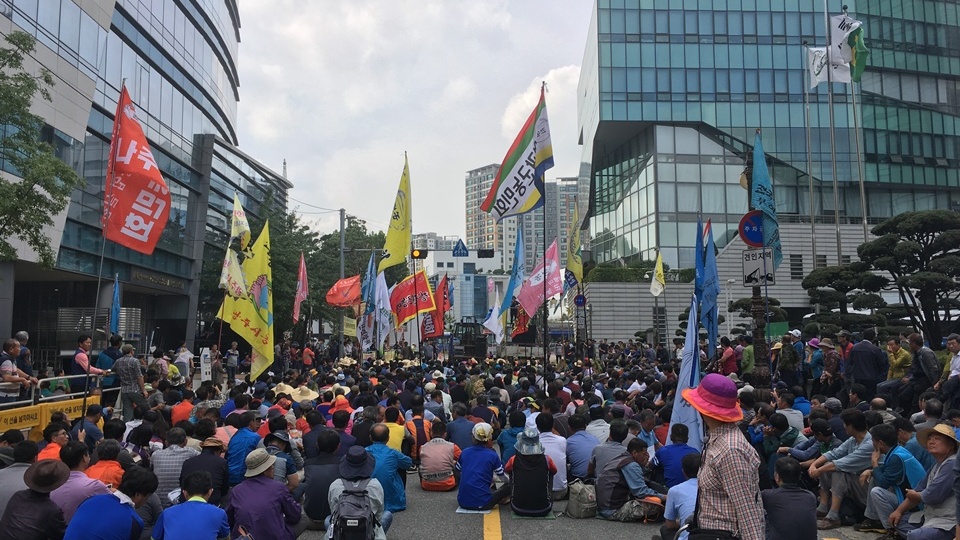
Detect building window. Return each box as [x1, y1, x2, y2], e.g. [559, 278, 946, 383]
[790, 254, 804, 280]
[841, 255, 852, 265]
[815, 255, 828, 269]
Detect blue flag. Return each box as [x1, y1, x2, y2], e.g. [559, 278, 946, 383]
[750, 131, 783, 269]
[361, 252, 377, 314]
[694, 217, 705, 305]
[699, 226, 720, 360]
[669, 295, 705, 451]
[498, 223, 526, 318]
[110, 274, 120, 335]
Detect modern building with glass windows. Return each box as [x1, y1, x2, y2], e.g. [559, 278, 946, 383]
[578, 0, 960, 330]
[0, 0, 290, 358]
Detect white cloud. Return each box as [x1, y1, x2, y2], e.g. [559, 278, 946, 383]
[235, 1, 593, 240]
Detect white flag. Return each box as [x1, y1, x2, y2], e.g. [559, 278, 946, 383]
[374, 272, 393, 349]
[808, 47, 851, 89]
[830, 14, 862, 63]
[483, 292, 505, 344]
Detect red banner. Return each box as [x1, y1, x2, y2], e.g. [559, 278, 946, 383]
[422, 274, 449, 339]
[512, 304, 530, 338]
[293, 252, 308, 322]
[103, 85, 171, 255]
[390, 270, 436, 327]
[325, 275, 361, 307]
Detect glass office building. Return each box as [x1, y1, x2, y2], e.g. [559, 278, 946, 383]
[579, 0, 960, 280]
[1, 0, 290, 356]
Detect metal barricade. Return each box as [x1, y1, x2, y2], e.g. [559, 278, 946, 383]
[0, 389, 37, 410]
[36, 373, 104, 403]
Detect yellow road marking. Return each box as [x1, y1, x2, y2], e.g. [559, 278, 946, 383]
[483, 505, 502, 540]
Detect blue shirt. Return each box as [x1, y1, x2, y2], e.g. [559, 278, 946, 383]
[152, 498, 230, 539]
[456, 444, 504, 509]
[566, 431, 600, 479]
[654, 443, 700, 489]
[638, 428, 658, 450]
[64, 493, 143, 540]
[366, 442, 412, 512]
[792, 397, 812, 417]
[226, 428, 262, 485]
[497, 426, 524, 464]
[664, 478, 698, 540]
[446, 418, 475, 451]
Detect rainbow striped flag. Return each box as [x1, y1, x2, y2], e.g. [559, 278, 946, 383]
[480, 86, 554, 221]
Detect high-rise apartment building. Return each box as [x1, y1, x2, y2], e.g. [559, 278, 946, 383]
[0, 1, 289, 355]
[465, 164, 516, 272]
[578, 0, 960, 325]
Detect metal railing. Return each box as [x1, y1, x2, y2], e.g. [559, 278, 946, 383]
[0, 373, 105, 410]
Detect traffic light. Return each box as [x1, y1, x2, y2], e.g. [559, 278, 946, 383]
[477, 249, 495, 258]
[411, 249, 428, 259]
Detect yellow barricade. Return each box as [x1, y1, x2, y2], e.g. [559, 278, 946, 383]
[38, 398, 87, 429]
[0, 404, 41, 433]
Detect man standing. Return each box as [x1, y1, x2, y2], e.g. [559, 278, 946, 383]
[681, 373, 764, 540]
[224, 342, 240, 389]
[934, 333, 960, 410]
[844, 328, 888, 401]
[0, 338, 37, 403]
[150, 428, 198, 508]
[899, 333, 942, 415]
[366, 423, 412, 512]
[70, 334, 103, 394]
[115, 344, 146, 422]
[97, 335, 123, 406]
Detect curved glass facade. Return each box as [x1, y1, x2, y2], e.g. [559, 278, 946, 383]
[579, 0, 960, 271]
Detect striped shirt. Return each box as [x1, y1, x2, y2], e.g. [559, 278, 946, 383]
[696, 423, 764, 540]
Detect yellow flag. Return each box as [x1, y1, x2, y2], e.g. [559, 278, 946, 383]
[218, 248, 247, 299]
[231, 192, 251, 251]
[344, 316, 357, 337]
[218, 222, 273, 380]
[650, 251, 666, 297]
[378, 156, 412, 273]
[567, 201, 583, 282]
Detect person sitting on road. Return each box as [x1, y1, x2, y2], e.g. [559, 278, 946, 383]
[596, 438, 665, 521]
[503, 428, 557, 517]
[761, 457, 817, 540]
[456, 422, 510, 511]
[419, 420, 461, 492]
[661, 452, 701, 540]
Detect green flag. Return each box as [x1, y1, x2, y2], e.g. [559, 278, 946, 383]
[848, 27, 869, 82]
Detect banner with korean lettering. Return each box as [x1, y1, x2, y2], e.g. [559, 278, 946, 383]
[102, 84, 170, 255]
[389, 270, 436, 327]
[217, 223, 274, 381]
[516, 239, 563, 316]
[479, 85, 554, 221]
[293, 252, 308, 323]
[422, 274, 449, 339]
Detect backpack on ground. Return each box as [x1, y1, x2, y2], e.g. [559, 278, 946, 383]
[331, 479, 378, 540]
[564, 479, 597, 518]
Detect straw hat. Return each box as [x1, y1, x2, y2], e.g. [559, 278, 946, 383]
[293, 386, 319, 402]
[771, 342, 783, 351]
[818, 338, 836, 349]
[244, 448, 276, 477]
[918, 424, 960, 448]
[273, 383, 296, 396]
[200, 437, 225, 450]
[681, 373, 744, 422]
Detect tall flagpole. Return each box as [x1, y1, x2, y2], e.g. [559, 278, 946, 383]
[803, 42, 818, 268]
[542, 193, 549, 380]
[824, 0, 844, 265]
[844, 6, 869, 243]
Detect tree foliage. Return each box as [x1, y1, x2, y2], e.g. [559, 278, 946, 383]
[800, 262, 889, 332]
[0, 32, 83, 267]
[584, 258, 659, 283]
[858, 210, 960, 349]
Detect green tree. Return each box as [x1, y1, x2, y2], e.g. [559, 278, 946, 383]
[858, 210, 960, 349]
[800, 262, 889, 332]
[0, 31, 83, 267]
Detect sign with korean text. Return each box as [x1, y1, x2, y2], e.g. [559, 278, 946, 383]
[742, 248, 775, 287]
[103, 84, 171, 255]
[0, 404, 40, 433]
[738, 210, 764, 248]
[38, 398, 86, 431]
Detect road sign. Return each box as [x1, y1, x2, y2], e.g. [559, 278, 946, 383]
[452, 239, 469, 257]
[742, 248, 775, 287]
[738, 210, 764, 248]
[574, 294, 586, 307]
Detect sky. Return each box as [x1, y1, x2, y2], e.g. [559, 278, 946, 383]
[235, 1, 594, 240]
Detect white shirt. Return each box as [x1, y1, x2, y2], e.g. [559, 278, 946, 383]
[949, 351, 960, 378]
[539, 431, 568, 491]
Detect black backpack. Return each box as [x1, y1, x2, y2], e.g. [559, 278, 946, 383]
[331, 479, 378, 540]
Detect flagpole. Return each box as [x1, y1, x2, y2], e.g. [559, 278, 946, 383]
[845, 8, 869, 243]
[824, 0, 844, 266]
[803, 42, 818, 269]
[541, 190, 549, 385]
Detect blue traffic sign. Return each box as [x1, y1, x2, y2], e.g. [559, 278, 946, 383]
[574, 294, 586, 307]
[452, 239, 469, 257]
[738, 211, 764, 248]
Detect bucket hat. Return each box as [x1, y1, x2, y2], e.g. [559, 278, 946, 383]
[681, 373, 743, 422]
[340, 446, 375, 479]
[515, 427, 544, 455]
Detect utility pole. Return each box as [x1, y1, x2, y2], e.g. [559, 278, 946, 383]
[338, 208, 345, 353]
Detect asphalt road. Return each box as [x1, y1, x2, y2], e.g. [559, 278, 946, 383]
[297, 475, 880, 540]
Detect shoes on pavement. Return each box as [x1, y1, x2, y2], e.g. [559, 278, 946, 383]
[854, 518, 886, 533]
[816, 518, 842, 530]
[876, 530, 903, 540]
[816, 509, 828, 519]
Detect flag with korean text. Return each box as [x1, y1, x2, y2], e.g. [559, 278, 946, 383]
[231, 192, 251, 251]
[422, 274, 449, 339]
[830, 14, 862, 63]
[479, 85, 554, 221]
[102, 84, 170, 255]
[650, 251, 665, 297]
[218, 248, 247, 299]
[389, 270, 436, 327]
[293, 252, 308, 323]
[379, 156, 412, 273]
[516, 239, 563, 316]
[217, 223, 273, 381]
[750, 131, 783, 269]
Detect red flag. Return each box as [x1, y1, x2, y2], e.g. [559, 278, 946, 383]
[102, 84, 171, 255]
[516, 239, 563, 315]
[325, 275, 361, 307]
[512, 305, 530, 338]
[390, 270, 436, 327]
[422, 274, 449, 339]
[293, 252, 308, 323]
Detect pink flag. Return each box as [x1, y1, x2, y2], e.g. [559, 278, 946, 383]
[516, 239, 563, 315]
[293, 252, 308, 323]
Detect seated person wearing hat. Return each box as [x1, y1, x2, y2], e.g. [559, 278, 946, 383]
[265, 430, 300, 491]
[595, 437, 665, 521]
[503, 427, 557, 517]
[869, 424, 958, 540]
[225, 448, 305, 540]
[0, 459, 70, 540]
[325, 446, 392, 539]
[179, 436, 229, 507]
[456, 422, 511, 511]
